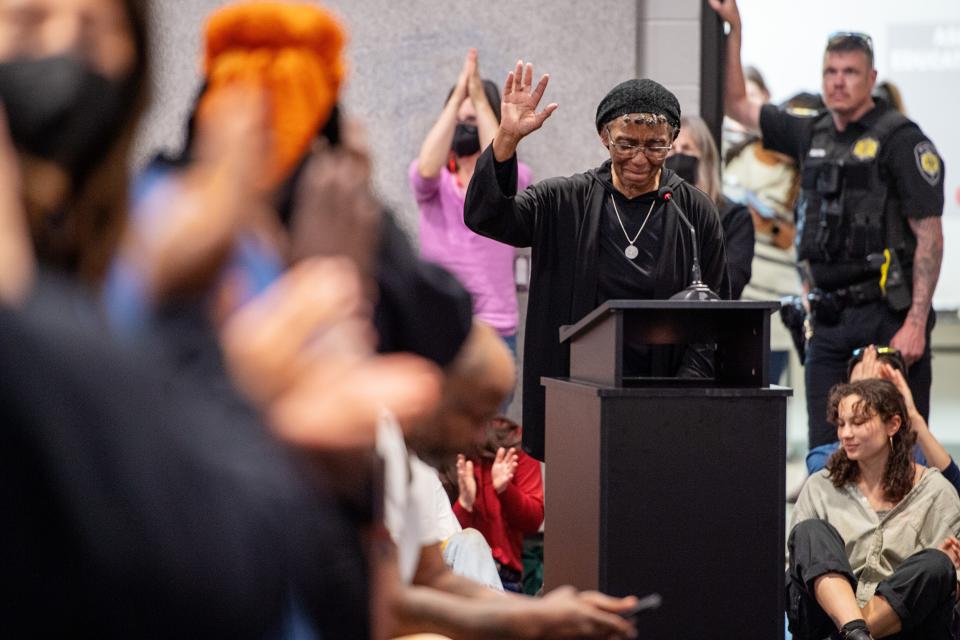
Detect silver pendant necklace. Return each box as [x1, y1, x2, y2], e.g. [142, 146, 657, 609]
[610, 194, 656, 260]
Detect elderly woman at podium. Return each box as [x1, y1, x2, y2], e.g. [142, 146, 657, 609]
[464, 63, 728, 461]
[787, 379, 960, 640]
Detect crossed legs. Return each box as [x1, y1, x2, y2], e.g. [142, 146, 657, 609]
[787, 519, 956, 639]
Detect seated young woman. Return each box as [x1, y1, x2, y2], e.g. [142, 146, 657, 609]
[788, 379, 960, 640]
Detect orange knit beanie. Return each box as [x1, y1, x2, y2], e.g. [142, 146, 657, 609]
[199, 1, 347, 188]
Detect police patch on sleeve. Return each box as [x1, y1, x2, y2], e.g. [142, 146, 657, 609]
[914, 141, 942, 186]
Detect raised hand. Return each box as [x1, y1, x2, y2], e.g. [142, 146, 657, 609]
[850, 345, 881, 381]
[707, 0, 741, 30]
[447, 49, 472, 108]
[462, 48, 499, 149]
[491, 446, 519, 494]
[221, 257, 370, 409]
[124, 84, 272, 304]
[0, 104, 34, 304]
[222, 257, 443, 450]
[290, 115, 381, 282]
[880, 365, 920, 419]
[464, 48, 485, 104]
[492, 59, 558, 160]
[457, 454, 477, 511]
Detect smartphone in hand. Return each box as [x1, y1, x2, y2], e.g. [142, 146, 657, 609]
[620, 593, 662, 623]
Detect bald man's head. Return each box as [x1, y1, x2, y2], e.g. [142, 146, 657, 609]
[406, 321, 516, 465]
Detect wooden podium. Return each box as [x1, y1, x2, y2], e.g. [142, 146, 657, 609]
[543, 300, 790, 640]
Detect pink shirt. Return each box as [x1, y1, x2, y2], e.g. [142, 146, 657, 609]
[410, 159, 532, 336]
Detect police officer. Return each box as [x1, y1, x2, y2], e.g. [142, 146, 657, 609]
[710, 0, 945, 452]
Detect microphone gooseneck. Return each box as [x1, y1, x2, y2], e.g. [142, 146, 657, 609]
[661, 189, 720, 301]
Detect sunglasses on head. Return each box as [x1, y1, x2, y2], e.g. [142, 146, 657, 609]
[851, 345, 899, 358]
[849, 346, 907, 376]
[827, 31, 874, 54]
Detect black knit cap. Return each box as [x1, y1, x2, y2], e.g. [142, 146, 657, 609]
[595, 78, 681, 133]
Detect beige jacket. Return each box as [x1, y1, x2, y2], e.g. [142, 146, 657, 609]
[791, 467, 960, 606]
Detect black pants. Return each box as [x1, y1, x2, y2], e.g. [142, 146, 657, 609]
[805, 300, 935, 449]
[786, 520, 956, 640]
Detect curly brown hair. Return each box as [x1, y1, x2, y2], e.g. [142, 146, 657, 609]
[825, 379, 916, 502]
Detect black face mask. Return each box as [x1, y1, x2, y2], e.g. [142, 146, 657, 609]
[451, 122, 481, 157]
[0, 56, 133, 180]
[664, 153, 700, 186]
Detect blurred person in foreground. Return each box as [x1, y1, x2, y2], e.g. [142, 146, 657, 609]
[0, 0, 399, 636]
[788, 379, 960, 640]
[711, 0, 945, 453]
[374, 319, 639, 640]
[0, 0, 454, 637]
[666, 114, 754, 298]
[411, 48, 532, 355]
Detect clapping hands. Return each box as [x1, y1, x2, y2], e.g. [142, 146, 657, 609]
[456, 454, 477, 511]
[457, 447, 518, 508]
[492, 446, 519, 493]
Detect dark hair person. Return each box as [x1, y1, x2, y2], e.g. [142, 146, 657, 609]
[0, 2, 374, 636]
[666, 114, 754, 298]
[412, 49, 532, 353]
[825, 379, 916, 501]
[0, 0, 148, 286]
[787, 379, 960, 640]
[464, 68, 729, 461]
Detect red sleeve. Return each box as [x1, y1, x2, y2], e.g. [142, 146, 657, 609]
[497, 453, 544, 534]
[451, 496, 475, 529]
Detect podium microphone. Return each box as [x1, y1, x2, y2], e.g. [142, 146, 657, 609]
[660, 188, 720, 301]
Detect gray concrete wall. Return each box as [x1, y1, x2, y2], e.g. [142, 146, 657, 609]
[135, 0, 640, 239]
[636, 0, 702, 117]
[137, 0, 713, 423]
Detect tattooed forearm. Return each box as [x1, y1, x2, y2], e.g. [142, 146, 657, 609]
[906, 216, 944, 326]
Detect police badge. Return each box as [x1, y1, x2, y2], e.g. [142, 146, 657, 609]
[914, 141, 942, 186]
[852, 137, 879, 160]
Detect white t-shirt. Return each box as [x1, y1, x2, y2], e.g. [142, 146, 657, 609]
[376, 413, 461, 584]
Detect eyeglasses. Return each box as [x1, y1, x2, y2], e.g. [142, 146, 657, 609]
[604, 126, 672, 160]
[827, 31, 874, 55]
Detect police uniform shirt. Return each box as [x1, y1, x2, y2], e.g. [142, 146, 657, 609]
[758, 101, 944, 287]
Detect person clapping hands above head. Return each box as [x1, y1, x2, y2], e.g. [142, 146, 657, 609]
[412, 49, 532, 353]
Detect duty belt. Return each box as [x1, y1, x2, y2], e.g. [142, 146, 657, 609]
[824, 279, 884, 306]
[808, 279, 884, 327]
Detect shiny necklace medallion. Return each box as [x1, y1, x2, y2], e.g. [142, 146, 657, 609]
[610, 194, 656, 260]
